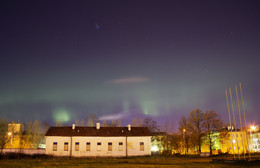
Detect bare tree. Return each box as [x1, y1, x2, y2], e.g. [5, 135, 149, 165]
[102, 120, 109, 127]
[22, 120, 47, 149]
[0, 119, 10, 152]
[178, 116, 191, 154]
[143, 117, 159, 132]
[87, 114, 97, 126]
[117, 119, 122, 127]
[203, 110, 223, 155]
[159, 120, 175, 152]
[138, 118, 143, 127]
[75, 119, 86, 126]
[132, 118, 144, 127]
[132, 118, 137, 127]
[31, 120, 45, 148]
[170, 133, 182, 154]
[111, 120, 117, 127]
[75, 120, 80, 126]
[188, 108, 205, 154]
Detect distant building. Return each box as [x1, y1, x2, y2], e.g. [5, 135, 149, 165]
[201, 127, 249, 155]
[249, 131, 260, 152]
[6, 122, 45, 149]
[6, 122, 24, 149]
[45, 123, 152, 157]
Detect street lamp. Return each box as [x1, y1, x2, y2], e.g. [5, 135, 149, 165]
[250, 126, 256, 131]
[183, 129, 186, 155]
[7, 132, 13, 148]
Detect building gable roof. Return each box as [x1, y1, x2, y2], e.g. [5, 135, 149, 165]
[45, 126, 152, 137]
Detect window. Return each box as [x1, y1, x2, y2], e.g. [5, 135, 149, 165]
[64, 142, 68, 151]
[97, 142, 101, 151]
[140, 142, 144, 151]
[119, 142, 123, 151]
[75, 142, 79, 151]
[86, 142, 90, 151]
[53, 142, 57, 151]
[108, 142, 112, 151]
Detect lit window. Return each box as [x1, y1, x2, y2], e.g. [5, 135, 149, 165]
[108, 142, 112, 151]
[75, 142, 79, 151]
[53, 142, 57, 151]
[119, 142, 123, 151]
[97, 142, 101, 151]
[86, 142, 90, 151]
[64, 142, 68, 151]
[140, 142, 144, 151]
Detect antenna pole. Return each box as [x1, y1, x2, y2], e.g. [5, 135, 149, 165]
[235, 85, 245, 159]
[229, 87, 240, 160]
[225, 89, 235, 159]
[239, 82, 251, 160]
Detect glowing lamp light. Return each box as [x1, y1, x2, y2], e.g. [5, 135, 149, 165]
[8, 132, 12, 136]
[250, 125, 256, 131]
[151, 145, 159, 152]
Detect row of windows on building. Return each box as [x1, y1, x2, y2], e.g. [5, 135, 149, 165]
[227, 134, 243, 138]
[53, 142, 145, 151]
[252, 145, 260, 149]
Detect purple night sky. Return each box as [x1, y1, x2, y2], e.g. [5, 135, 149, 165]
[0, 0, 259, 127]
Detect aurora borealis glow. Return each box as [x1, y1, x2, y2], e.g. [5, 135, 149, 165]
[0, 0, 260, 126]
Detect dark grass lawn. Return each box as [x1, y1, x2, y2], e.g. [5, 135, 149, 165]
[0, 155, 260, 168]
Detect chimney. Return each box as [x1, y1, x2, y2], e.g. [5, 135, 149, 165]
[72, 124, 75, 130]
[127, 124, 131, 131]
[96, 123, 100, 130]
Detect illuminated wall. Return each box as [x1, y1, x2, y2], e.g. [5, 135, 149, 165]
[249, 132, 260, 152]
[202, 131, 249, 155]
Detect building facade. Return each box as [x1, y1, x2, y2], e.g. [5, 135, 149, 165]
[249, 131, 260, 152]
[201, 129, 249, 155]
[5, 122, 24, 149]
[45, 123, 152, 157]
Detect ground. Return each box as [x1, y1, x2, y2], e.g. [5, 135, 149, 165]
[0, 155, 259, 168]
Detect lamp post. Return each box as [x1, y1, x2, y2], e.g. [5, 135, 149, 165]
[7, 132, 12, 148]
[183, 129, 186, 155]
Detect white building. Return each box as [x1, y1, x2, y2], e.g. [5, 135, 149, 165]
[45, 123, 152, 157]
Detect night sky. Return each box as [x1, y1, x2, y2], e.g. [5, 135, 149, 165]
[1, 0, 260, 127]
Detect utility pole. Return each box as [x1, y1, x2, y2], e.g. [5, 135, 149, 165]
[225, 89, 235, 159]
[239, 82, 251, 160]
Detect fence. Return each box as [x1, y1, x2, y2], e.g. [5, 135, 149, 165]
[0, 148, 45, 155]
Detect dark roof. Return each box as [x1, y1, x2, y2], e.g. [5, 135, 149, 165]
[45, 126, 152, 137]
